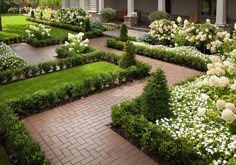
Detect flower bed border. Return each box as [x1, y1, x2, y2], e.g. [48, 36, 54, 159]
[107, 38, 209, 71]
[0, 50, 150, 164]
[26, 17, 104, 39]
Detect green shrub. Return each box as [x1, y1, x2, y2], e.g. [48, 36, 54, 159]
[119, 41, 136, 68]
[84, 18, 91, 32]
[0, 106, 48, 164]
[148, 10, 169, 22]
[100, 8, 116, 21]
[142, 69, 172, 122]
[137, 34, 156, 45]
[120, 24, 128, 42]
[107, 38, 125, 50]
[7, 7, 19, 14]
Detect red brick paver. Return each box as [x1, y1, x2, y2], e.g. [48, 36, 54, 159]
[24, 37, 201, 165]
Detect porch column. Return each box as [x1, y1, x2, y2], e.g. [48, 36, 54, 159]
[158, 0, 166, 12]
[98, 0, 104, 13]
[215, 0, 226, 26]
[127, 0, 134, 17]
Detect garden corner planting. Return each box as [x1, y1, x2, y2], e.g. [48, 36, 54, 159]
[0, 31, 150, 164]
[112, 49, 236, 164]
[0, 42, 26, 70]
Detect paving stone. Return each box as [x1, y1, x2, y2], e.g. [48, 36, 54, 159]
[24, 37, 201, 165]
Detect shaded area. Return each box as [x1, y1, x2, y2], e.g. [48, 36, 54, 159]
[0, 145, 10, 165]
[0, 62, 120, 103]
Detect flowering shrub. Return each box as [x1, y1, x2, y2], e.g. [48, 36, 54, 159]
[54, 8, 86, 25]
[25, 24, 51, 40]
[149, 19, 177, 45]
[149, 17, 233, 54]
[0, 42, 26, 70]
[64, 33, 89, 54]
[30, 8, 86, 27]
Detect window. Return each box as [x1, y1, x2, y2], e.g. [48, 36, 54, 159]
[86, 0, 91, 10]
[76, 0, 80, 8]
[66, 0, 70, 8]
[201, 0, 216, 16]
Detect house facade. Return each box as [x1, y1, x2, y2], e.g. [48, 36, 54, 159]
[62, 0, 235, 27]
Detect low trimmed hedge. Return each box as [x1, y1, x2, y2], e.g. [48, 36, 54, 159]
[56, 46, 95, 58]
[0, 50, 150, 164]
[0, 50, 121, 84]
[0, 36, 25, 45]
[0, 105, 49, 165]
[112, 96, 208, 165]
[26, 37, 67, 47]
[107, 38, 209, 71]
[26, 18, 104, 39]
[8, 61, 150, 118]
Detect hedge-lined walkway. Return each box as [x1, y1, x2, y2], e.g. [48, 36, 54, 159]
[24, 37, 201, 165]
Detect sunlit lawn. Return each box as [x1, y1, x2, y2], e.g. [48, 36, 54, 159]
[0, 14, 74, 39]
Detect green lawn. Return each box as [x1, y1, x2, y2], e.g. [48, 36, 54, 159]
[0, 14, 74, 39]
[0, 145, 10, 165]
[0, 62, 120, 103]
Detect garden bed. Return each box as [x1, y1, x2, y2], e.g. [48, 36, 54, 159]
[107, 37, 210, 71]
[0, 145, 10, 165]
[112, 55, 236, 164]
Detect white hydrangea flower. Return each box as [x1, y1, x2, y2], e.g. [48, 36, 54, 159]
[225, 103, 236, 112]
[221, 109, 236, 123]
[197, 107, 206, 116]
[216, 100, 226, 110]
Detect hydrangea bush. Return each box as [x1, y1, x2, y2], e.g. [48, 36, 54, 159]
[0, 42, 26, 70]
[149, 17, 235, 54]
[155, 50, 236, 164]
[25, 24, 51, 40]
[30, 8, 87, 27]
[64, 33, 89, 53]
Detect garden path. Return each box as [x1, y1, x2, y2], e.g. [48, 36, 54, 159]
[23, 37, 201, 165]
[10, 43, 59, 65]
[103, 29, 147, 38]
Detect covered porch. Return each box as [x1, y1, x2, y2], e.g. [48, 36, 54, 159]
[97, 0, 234, 27]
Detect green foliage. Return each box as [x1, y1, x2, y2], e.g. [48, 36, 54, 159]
[137, 34, 156, 45]
[119, 41, 136, 68]
[0, 106, 48, 164]
[107, 38, 209, 71]
[120, 24, 128, 42]
[228, 120, 236, 134]
[148, 10, 169, 22]
[37, 0, 61, 8]
[142, 69, 172, 122]
[111, 106, 207, 164]
[100, 8, 116, 21]
[84, 18, 91, 32]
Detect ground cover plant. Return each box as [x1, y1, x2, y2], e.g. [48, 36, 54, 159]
[0, 42, 26, 70]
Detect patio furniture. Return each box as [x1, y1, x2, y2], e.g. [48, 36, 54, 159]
[116, 9, 141, 22]
[189, 13, 198, 23]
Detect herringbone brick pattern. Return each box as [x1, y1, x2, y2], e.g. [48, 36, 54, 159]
[23, 37, 201, 165]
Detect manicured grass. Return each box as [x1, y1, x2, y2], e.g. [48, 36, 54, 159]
[0, 145, 10, 165]
[0, 14, 74, 39]
[0, 62, 120, 103]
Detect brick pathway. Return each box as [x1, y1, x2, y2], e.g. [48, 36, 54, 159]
[10, 43, 59, 65]
[23, 37, 201, 165]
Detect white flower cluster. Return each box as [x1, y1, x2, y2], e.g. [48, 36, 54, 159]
[207, 56, 236, 88]
[132, 41, 209, 62]
[53, 8, 86, 26]
[216, 100, 236, 123]
[156, 79, 235, 164]
[149, 17, 232, 54]
[0, 42, 26, 70]
[64, 33, 89, 53]
[25, 24, 51, 40]
[149, 19, 178, 42]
